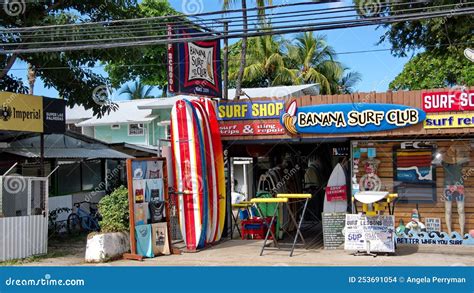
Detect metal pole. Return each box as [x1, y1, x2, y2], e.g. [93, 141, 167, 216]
[223, 21, 229, 100]
[40, 134, 44, 177]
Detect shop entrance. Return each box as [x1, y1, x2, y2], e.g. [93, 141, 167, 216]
[227, 140, 350, 247]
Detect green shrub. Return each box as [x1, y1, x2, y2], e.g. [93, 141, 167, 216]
[98, 186, 129, 233]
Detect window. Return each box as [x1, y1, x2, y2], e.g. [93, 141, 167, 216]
[111, 124, 120, 130]
[57, 161, 81, 195]
[128, 123, 144, 136]
[166, 124, 171, 140]
[55, 160, 104, 195]
[67, 123, 82, 134]
[81, 160, 102, 191]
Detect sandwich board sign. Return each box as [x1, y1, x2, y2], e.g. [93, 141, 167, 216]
[344, 214, 395, 253]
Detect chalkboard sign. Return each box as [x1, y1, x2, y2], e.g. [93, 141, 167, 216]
[322, 213, 346, 249]
[344, 214, 395, 253]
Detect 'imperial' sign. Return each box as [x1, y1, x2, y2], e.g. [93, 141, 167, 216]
[281, 101, 426, 134]
[0, 92, 65, 133]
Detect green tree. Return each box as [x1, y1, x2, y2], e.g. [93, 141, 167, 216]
[222, 0, 273, 98]
[353, 0, 474, 89]
[287, 32, 344, 94]
[117, 80, 154, 100]
[0, 0, 175, 117]
[228, 34, 296, 87]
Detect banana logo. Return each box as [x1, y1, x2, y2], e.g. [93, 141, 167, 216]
[282, 100, 298, 135]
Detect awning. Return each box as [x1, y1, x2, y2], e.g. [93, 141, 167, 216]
[3, 148, 132, 159]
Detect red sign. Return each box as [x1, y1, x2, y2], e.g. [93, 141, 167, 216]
[219, 121, 285, 137]
[422, 90, 474, 112]
[325, 185, 347, 202]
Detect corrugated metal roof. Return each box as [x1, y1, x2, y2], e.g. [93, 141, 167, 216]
[1, 133, 132, 159]
[3, 148, 131, 159]
[72, 99, 160, 127]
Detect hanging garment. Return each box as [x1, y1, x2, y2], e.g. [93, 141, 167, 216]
[133, 179, 146, 203]
[149, 200, 165, 223]
[135, 224, 154, 258]
[134, 202, 149, 226]
[132, 161, 147, 179]
[147, 161, 163, 179]
[146, 178, 164, 202]
[151, 222, 171, 255]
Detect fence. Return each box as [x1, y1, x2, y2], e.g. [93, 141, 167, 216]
[0, 175, 49, 262]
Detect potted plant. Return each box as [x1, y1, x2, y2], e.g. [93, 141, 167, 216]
[85, 186, 130, 263]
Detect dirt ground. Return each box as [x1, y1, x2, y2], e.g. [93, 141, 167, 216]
[21, 239, 474, 267]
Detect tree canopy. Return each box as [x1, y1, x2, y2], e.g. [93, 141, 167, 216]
[227, 32, 360, 94]
[354, 0, 474, 90]
[0, 0, 175, 117]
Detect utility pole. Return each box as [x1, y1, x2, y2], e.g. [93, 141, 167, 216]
[223, 21, 229, 100]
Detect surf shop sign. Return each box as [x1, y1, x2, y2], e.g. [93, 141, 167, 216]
[281, 101, 426, 134]
[217, 101, 284, 121]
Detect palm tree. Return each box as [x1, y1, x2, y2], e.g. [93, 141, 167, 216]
[222, 0, 272, 98]
[229, 33, 297, 87]
[287, 32, 343, 94]
[118, 81, 154, 100]
[27, 63, 36, 95]
[338, 69, 362, 94]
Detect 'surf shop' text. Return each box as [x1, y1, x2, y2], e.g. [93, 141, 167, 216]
[422, 90, 474, 112]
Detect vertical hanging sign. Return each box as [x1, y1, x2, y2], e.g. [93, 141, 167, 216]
[167, 26, 222, 98]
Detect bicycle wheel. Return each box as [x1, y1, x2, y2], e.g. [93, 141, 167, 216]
[67, 213, 82, 235]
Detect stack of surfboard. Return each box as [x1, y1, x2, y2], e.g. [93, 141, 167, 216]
[171, 98, 226, 251]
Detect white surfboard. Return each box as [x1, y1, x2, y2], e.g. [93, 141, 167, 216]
[324, 163, 347, 213]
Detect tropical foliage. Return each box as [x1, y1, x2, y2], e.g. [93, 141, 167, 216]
[353, 0, 473, 89]
[228, 32, 360, 94]
[1, 0, 175, 117]
[117, 81, 154, 100]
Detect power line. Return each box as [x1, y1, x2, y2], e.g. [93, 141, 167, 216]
[4, 41, 472, 73]
[2, 5, 472, 54]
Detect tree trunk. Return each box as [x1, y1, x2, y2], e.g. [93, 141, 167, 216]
[28, 63, 36, 95]
[235, 0, 248, 99]
[0, 54, 18, 79]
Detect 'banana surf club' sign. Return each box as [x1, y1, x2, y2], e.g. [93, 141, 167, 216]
[0, 92, 66, 133]
[281, 101, 426, 135]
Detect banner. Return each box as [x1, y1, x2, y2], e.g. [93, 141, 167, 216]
[217, 101, 284, 120]
[167, 27, 222, 98]
[0, 267, 473, 292]
[0, 92, 65, 133]
[424, 113, 474, 129]
[219, 121, 285, 136]
[422, 90, 474, 112]
[345, 214, 395, 253]
[281, 101, 425, 135]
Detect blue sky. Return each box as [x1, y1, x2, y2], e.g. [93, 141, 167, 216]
[10, 0, 412, 99]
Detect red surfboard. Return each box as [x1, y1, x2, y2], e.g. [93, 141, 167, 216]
[171, 100, 207, 250]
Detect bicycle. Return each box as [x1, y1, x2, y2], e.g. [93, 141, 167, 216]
[67, 201, 101, 235]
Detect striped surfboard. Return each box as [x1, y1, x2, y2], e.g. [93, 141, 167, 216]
[171, 99, 208, 250]
[200, 98, 226, 242]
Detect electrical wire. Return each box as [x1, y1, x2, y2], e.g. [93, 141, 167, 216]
[3, 41, 472, 73]
[0, 0, 427, 33]
[2, 4, 472, 52]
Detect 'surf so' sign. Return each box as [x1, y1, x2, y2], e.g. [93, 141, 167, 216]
[422, 90, 474, 112]
[281, 101, 426, 135]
